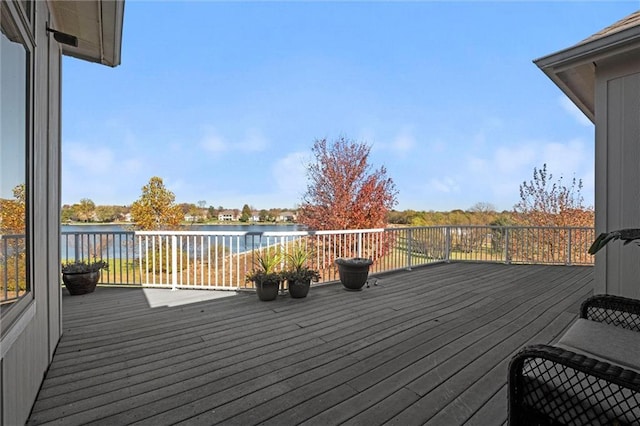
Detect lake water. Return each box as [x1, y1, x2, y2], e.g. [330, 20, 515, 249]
[61, 223, 306, 233]
[60, 223, 307, 258]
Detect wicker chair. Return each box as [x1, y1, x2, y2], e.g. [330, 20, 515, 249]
[508, 295, 640, 425]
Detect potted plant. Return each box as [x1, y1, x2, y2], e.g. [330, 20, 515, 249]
[246, 247, 283, 301]
[61, 259, 108, 295]
[335, 257, 373, 291]
[282, 244, 320, 298]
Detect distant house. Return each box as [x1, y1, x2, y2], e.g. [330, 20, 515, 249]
[218, 210, 239, 221]
[278, 211, 297, 222]
[250, 210, 261, 222]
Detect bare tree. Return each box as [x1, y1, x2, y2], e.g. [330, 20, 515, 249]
[514, 164, 593, 227]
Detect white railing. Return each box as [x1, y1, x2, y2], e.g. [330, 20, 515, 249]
[134, 229, 388, 290]
[57, 225, 596, 291]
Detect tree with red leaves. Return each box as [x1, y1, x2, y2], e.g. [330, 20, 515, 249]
[298, 137, 398, 230]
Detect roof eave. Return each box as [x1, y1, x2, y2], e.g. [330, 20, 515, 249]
[534, 24, 640, 124]
[48, 0, 125, 67]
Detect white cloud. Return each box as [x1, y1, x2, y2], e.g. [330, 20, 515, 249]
[239, 129, 268, 152]
[462, 137, 593, 210]
[559, 96, 592, 127]
[272, 151, 308, 199]
[471, 117, 504, 147]
[541, 138, 588, 177]
[493, 145, 537, 174]
[429, 177, 460, 194]
[468, 157, 487, 173]
[390, 132, 415, 156]
[200, 128, 268, 155]
[201, 131, 228, 154]
[66, 143, 114, 174]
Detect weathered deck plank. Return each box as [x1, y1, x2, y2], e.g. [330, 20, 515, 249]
[28, 263, 593, 425]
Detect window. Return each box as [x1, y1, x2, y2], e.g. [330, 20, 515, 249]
[0, 4, 31, 327]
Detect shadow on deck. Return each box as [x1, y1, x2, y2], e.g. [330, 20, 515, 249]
[28, 262, 594, 425]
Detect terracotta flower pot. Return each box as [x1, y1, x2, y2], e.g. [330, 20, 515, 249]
[335, 257, 373, 291]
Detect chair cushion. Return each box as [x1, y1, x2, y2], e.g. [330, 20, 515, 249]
[556, 318, 640, 373]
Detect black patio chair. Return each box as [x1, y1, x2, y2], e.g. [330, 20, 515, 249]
[508, 294, 640, 425]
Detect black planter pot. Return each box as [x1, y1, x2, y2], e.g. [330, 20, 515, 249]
[254, 278, 281, 301]
[62, 271, 100, 295]
[335, 257, 373, 291]
[288, 280, 311, 298]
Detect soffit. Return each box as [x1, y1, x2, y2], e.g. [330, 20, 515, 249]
[48, 0, 124, 67]
[534, 10, 640, 123]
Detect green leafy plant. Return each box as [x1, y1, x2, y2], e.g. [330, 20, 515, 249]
[282, 243, 320, 283]
[61, 259, 109, 274]
[287, 243, 309, 271]
[246, 247, 283, 283]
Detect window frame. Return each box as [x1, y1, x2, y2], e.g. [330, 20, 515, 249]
[0, 0, 34, 336]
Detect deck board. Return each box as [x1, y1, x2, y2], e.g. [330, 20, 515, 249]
[28, 263, 594, 425]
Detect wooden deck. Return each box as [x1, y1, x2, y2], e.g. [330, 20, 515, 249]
[28, 263, 594, 426]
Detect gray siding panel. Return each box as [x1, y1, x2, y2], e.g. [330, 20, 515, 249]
[46, 31, 62, 362]
[3, 320, 42, 425]
[596, 55, 640, 298]
[1, 2, 63, 424]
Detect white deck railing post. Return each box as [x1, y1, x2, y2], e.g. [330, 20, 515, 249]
[406, 228, 412, 270]
[171, 235, 178, 291]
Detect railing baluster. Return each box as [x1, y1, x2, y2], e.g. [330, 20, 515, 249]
[171, 235, 177, 290]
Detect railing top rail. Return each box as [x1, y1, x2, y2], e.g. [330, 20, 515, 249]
[59, 226, 594, 240]
[135, 230, 253, 236]
[133, 228, 386, 237]
[383, 225, 593, 231]
[133, 230, 310, 237]
[312, 228, 385, 235]
[61, 231, 134, 235]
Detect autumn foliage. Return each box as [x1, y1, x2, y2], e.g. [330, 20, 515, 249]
[0, 184, 26, 234]
[0, 184, 27, 298]
[298, 137, 398, 230]
[511, 164, 594, 264]
[130, 177, 183, 230]
[514, 164, 594, 227]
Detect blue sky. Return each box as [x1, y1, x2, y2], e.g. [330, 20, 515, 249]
[62, 1, 639, 212]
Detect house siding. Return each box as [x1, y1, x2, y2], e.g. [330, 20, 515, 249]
[0, 2, 63, 424]
[595, 54, 640, 299]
